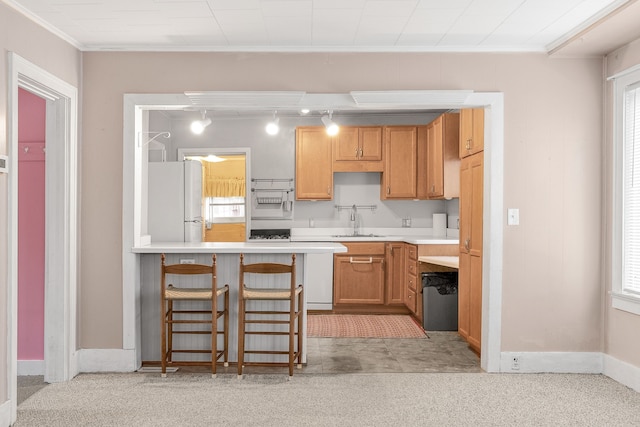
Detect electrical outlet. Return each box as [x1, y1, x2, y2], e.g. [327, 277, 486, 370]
[511, 356, 520, 371]
[180, 258, 195, 264]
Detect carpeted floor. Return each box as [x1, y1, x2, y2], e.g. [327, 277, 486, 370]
[307, 314, 426, 338]
[15, 372, 640, 426]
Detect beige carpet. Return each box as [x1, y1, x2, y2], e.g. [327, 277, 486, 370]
[15, 372, 640, 426]
[307, 314, 426, 338]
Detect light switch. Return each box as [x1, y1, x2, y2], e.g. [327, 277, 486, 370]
[507, 208, 519, 226]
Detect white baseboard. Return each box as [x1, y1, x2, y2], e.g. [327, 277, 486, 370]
[17, 360, 45, 376]
[603, 354, 640, 392]
[0, 399, 12, 427]
[78, 349, 139, 373]
[500, 352, 603, 373]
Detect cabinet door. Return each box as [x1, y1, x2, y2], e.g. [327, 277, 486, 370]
[458, 252, 470, 340]
[416, 125, 429, 200]
[427, 118, 444, 198]
[469, 153, 483, 255]
[334, 127, 359, 161]
[382, 126, 417, 199]
[359, 127, 383, 161]
[296, 127, 333, 200]
[334, 255, 385, 305]
[459, 156, 472, 255]
[385, 243, 405, 305]
[459, 108, 484, 158]
[333, 126, 383, 172]
[468, 253, 482, 352]
[459, 151, 483, 352]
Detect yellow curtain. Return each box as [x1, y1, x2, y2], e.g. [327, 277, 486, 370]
[202, 162, 245, 197]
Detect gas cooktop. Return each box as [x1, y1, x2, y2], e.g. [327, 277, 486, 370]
[248, 229, 291, 241]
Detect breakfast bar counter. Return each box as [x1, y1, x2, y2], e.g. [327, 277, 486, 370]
[134, 242, 347, 367]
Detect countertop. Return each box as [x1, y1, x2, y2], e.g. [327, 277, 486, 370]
[132, 241, 348, 254]
[418, 256, 459, 269]
[290, 227, 459, 245]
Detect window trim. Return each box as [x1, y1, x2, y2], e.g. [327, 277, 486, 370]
[611, 65, 640, 315]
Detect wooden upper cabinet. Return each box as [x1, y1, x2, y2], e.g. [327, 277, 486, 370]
[381, 126, 418, 199]
[427, 113, 460, 199]
[295, 127, 333, 200]
[333, 126, 383, 172]
[459, 108, 484, 158]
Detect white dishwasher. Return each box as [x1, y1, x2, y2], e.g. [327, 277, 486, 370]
[304, 252, 333, 310]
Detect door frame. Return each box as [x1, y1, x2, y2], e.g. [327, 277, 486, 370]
[122, 92, 504, 372]
[6, 52, 79, 422]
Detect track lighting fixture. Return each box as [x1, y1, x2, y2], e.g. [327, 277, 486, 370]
[321, 111, 339, 136]
[190, 110, 211, 135]
[265, 111, 280, 135]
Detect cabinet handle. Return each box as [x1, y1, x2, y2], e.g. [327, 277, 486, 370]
[355, 148, 359, 159]
[464, 238, 470, 251]
[350, 257, 373, 264]
[359, 148, 363, 158]
[466, 138, 471, 150]
[387, 186, 390, 195]
[327, 186, 331, 195]
[431, 184, 435, 192]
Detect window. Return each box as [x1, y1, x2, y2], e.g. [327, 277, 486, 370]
[612, 65, 640, 314]
[206, 196, 245, 223]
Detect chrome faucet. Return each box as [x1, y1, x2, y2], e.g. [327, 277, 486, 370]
[350, 204, 358, 235]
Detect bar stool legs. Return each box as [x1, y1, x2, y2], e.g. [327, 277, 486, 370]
[237, 253, 303, 378]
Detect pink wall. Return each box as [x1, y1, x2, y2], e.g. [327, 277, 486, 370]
[17, 88, 46, 361]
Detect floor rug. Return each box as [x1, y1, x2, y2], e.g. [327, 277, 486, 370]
[307, 314, 426, 338]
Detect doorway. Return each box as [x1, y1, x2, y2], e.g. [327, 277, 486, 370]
[17, 88, 46, 376]
[123, 92, 504, 373]
[7, 52, 79, 423]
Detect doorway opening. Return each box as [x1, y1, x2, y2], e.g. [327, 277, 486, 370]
[7, 52, 79, 424]
[122, 92, 504, 373]
[17, 88, 46, 377]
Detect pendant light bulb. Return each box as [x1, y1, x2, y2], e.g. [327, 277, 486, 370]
[191, 111, 211, 135]
[266, 111, 280, 135]
[321, 112, 339, 136]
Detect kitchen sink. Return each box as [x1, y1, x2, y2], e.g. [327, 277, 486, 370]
[331, 233, 386, 238]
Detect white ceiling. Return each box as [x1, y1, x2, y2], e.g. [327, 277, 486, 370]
[3, 0, 638, 54]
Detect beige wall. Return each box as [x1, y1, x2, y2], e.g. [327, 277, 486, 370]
[604, 37, 640, 367]
[0, 3, 81, 406]
[82, 52, 605, 356]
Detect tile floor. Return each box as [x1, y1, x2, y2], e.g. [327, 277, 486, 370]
[216, 331, 481, 376]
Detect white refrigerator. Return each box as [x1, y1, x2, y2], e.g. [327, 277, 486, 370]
[148, 160, 203, 242]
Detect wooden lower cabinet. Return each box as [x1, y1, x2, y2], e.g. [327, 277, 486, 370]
[334, 243, 386, 305]
[385, 242, 405, 305]
[459, 151, 483, 353]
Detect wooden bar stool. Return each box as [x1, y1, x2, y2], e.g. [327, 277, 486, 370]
[237, 253, 303, 378]
[160, 254, 229, 378]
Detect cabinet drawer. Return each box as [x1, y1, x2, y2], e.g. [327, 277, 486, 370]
[407, 272, 417, 291]
[407, 244, 417, 260]
[340, 242, 386, 255]
[407, 261, 418, 277]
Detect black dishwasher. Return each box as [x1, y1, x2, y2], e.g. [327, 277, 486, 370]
[421, 272, 458, 331]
